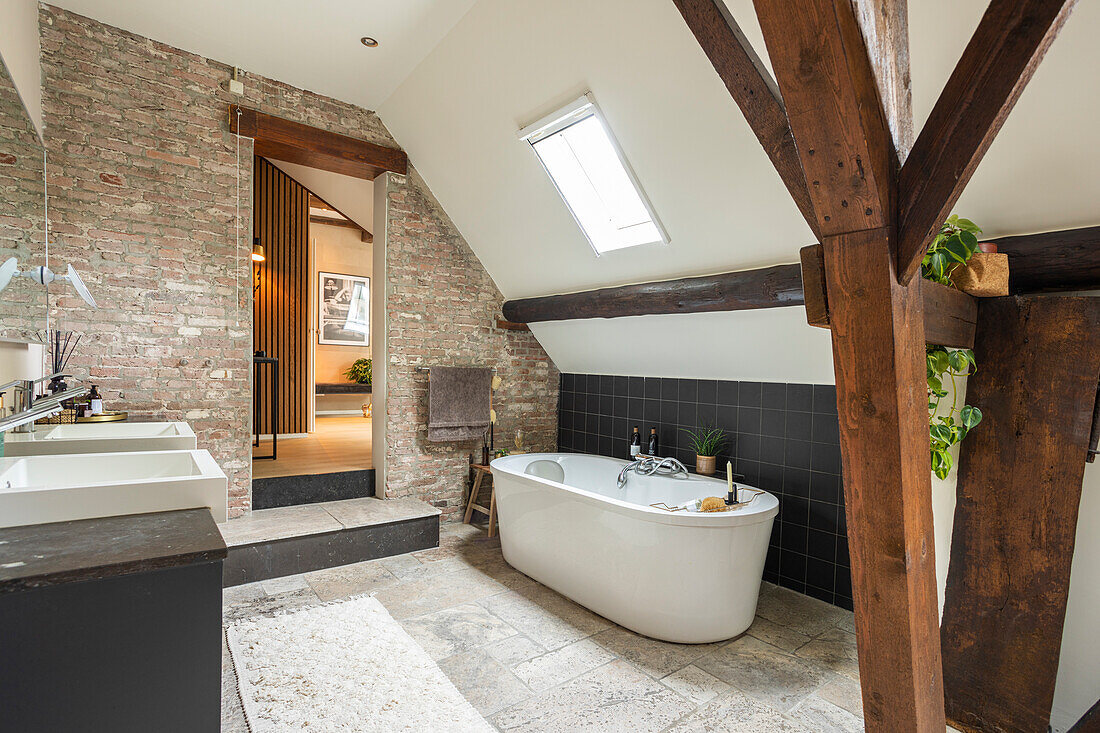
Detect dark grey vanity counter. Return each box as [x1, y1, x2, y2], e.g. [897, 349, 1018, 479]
[0, 508, 227, 594]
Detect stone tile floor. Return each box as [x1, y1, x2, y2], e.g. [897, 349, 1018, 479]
[222, 522, 866, 732]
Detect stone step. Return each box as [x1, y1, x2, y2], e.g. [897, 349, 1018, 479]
[251, 468, 376, 510]
[217, 497, 439, 587]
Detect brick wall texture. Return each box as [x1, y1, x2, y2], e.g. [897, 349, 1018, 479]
[381, 169, 558, 519]
[0, 5, 558, 518]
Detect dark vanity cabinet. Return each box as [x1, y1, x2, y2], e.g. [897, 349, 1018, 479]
[0, 509, 227, 732]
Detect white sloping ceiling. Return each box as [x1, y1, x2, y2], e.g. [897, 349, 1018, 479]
[380, 0, 813, 300]
[50, 0, 478, 111]
[378, 0, 1100, 383]
[267, 159, 374, 235]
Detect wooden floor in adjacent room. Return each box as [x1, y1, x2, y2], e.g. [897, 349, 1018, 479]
[253, 415, 372, 479]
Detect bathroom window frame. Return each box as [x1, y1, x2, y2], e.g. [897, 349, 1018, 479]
[517, 93, 670, 257]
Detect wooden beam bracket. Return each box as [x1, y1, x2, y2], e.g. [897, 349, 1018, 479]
[799, 244, 829, 328]
[800, 244, 977, 348]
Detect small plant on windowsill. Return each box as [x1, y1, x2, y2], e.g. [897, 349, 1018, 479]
[344, 358, 372, 386]
[924, 215, 983, 479]
[682, 425, 727, 476]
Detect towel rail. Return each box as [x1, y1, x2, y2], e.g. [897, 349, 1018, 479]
[415, 366, 497, 373]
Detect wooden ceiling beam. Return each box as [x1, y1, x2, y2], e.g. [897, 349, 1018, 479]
[896, 0, 1078, 284]
[231, 105, 407, 180]
[502, 264, 805, 323]
[751, 0, 902, 236]
[502, 246, 976, 349]
[671, 0, 819, 238]
[987, 224, 1100, 293]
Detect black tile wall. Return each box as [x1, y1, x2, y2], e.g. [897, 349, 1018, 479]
[557, 373, 852, 610]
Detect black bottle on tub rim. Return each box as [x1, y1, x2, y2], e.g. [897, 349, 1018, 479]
[647, 428, 658, 456]
[629, 426, 641, 458]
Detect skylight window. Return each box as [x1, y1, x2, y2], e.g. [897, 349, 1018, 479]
[519, 94, 668, 255]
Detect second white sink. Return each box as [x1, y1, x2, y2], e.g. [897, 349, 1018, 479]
[0, 449, 228, 527]
[3, 421, 197, 456]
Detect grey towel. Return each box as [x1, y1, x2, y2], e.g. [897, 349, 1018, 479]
[427, 366, 491, 443]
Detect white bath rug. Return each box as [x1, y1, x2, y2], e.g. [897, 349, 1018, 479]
[226, 594, 493, 732]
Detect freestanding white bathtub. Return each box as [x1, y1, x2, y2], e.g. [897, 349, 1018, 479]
[490, 453, 779, 643]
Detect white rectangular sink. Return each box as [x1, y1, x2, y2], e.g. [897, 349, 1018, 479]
[0, 449, 228, 528]
[2, 421, 197, 456]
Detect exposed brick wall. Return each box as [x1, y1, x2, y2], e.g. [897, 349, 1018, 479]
[0, 5, 558, 518]
[382, 169, 559, 520]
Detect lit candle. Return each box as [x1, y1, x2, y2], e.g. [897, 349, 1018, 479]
[726, 461, 735, 505]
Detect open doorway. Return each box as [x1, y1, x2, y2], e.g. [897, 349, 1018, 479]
[250, 157, 376, 502]
[230, 105, 404, 510]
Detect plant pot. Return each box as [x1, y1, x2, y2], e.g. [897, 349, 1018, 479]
[695, 455, 717, 476]
[951, 251, 1009, 297]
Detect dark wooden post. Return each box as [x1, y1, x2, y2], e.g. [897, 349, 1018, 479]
[824, 230, 945, 731]
[941, 296, 1100, 732]
[750, 0, 945, 728]
[671, 0, 1078, 727]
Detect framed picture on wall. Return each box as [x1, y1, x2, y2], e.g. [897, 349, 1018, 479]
[318, 272, 370, 346]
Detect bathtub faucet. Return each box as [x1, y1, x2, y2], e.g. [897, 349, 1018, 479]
[616, 455, 689, 488]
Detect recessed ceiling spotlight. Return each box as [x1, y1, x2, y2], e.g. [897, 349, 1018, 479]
[360, 36, 379, 48]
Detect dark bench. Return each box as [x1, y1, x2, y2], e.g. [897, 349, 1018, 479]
[315, 383, 372, 395]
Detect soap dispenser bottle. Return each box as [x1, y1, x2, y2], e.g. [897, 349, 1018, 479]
[88, 385, 104, 416]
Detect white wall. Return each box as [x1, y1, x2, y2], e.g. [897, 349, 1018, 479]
[268, 159, 374, 234]
[0, 0, 43, 138]
[1054, 463, 1100, 731]
[312, 221, 373, 384]
[312, 221, 373, 416]
[531, 307, 834, 384]
[370, 172, 391, 493]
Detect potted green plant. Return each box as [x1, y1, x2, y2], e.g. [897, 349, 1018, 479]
[682, 425, 727, 476]
[921, 215, 982, 286]
[922, 215, 984, 479]
[343, 358, 372, 387]
[922, 215, 1008, 296]
[927, 345, 982, 479]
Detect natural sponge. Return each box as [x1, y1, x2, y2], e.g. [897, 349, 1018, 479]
[700, 497, 727, 513]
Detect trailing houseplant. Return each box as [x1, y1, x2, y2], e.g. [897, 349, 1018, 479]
[682, 425, 727, 476]
[923, 215, 983, 479]
[343, 357, 372, 386]
[921, 215, 982, 286]
[927, 346, 982, 479]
